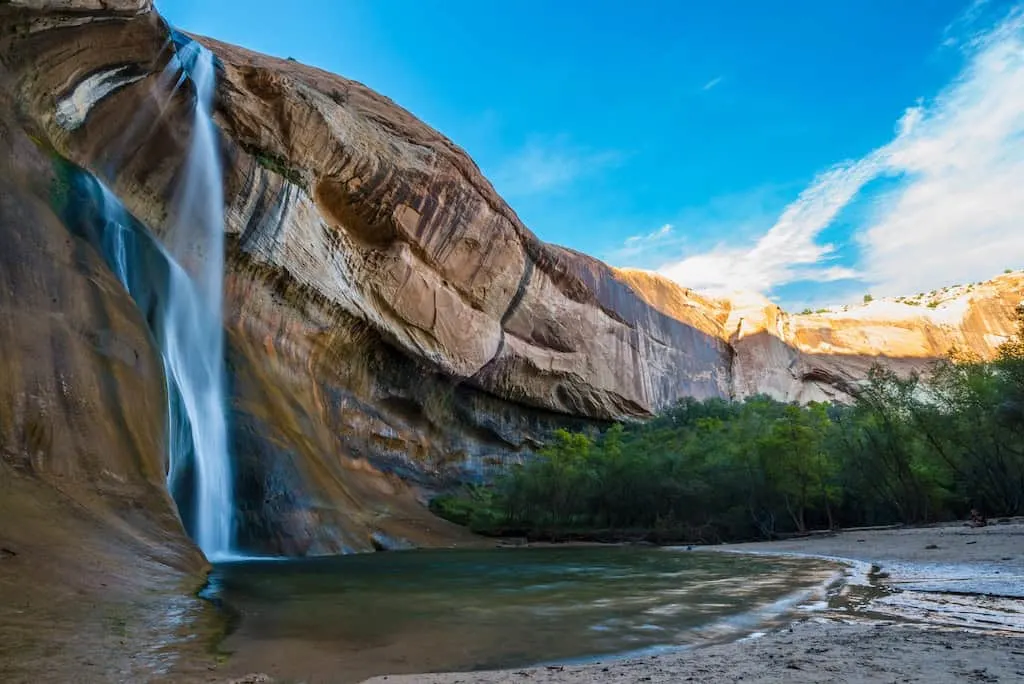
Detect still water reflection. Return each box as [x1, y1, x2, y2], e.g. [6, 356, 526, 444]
[208, 547, 838, 682]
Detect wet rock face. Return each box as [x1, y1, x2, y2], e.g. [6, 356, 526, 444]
[0, 81, 207, 665]
[2, 1, 1022, 557]
[0, 3, 735, 553]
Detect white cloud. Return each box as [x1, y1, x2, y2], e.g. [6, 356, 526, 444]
[702, 76, 724, 91]
[942, 0, 992, 48]
[658, 154, 879, 292]
[626, 223, 673, 245]
[490, 137, 620, 197]
[657, 5, 1024, 300]
[605, 224, 681, 264]
[860, 7, 1024, 295]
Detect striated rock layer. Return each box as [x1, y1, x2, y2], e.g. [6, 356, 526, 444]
[1, 0, 1022, 563]
[617, 268, 1024, 402]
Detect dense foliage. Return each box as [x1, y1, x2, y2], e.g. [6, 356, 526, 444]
[433, 308, 1024, 543]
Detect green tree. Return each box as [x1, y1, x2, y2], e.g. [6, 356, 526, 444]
[432, 326, 1024, 543]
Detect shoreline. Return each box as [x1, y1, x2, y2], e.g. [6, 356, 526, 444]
[357, 521, 1024, 684]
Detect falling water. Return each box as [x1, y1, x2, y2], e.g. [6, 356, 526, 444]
[160, 39, 235, 560]
[80, 36, 237, 560]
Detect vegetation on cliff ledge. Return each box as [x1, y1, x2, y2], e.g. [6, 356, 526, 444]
[433, 308, 1024, 544]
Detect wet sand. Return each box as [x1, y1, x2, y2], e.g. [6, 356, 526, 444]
[0, 467, 220, 684]
[360, 521, 1024, 684]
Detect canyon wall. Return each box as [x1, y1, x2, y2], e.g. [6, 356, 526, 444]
[1, 0, 1022, 562]
[617, 268, 1024, 402]
[0, 71, 215, 681]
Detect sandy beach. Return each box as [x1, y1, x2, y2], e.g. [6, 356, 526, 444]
[357, 521, 1024, 684]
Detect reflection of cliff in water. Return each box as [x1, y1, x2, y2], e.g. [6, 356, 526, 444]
[206, 548, 841, 683]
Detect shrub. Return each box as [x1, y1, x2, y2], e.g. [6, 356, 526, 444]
[428, 309, 1024, 542]
[242, 143, 307, 190]
[429, 486, 502, 533]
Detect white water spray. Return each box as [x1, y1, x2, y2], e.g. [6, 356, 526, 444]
[75, 35, 240, 560]
[93, 166, 235, 561]
[90, 37, 237, 559]
[159, 40, 235, 560]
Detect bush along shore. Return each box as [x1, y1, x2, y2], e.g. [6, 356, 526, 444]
[432, 307, 1024, 545]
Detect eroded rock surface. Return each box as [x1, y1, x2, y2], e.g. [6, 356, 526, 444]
[0, 0, 1022, 562]
[0, 81, 210, 681]
[619, 268, 1024, 402]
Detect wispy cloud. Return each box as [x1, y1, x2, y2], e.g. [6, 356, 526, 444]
[628, 223, 673, 244]
[942, 0, 992, 47]
[658, 154, 876, 292]
[658, 4, 1024, 300]
[700, 76, 724, 91]
[860, 7, 1024, 295]
[490, 137, 620, 198]
[605, 186, 793, 270]
[702, 76, 724, 91]
[605, 224, 683, 264]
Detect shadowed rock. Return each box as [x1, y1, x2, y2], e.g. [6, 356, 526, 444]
[0, 0, 1021, 561]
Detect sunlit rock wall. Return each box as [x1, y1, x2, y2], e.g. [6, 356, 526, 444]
[2, 0, 1022, 557]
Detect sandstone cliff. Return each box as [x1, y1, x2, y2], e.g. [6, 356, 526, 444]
[617, 267, 1024, 402]
[1, 2, 733, 557]
[1, 0, 1022, 568]
[0, 76, 214, 681]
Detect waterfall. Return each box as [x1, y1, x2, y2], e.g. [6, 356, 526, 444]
[160, 39, 234, 561]
[78, 36, 238, 561]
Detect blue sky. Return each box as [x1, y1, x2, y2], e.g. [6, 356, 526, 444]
[157, 0, 1024, 308]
